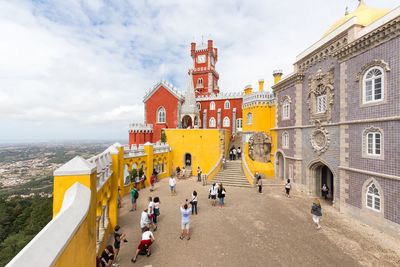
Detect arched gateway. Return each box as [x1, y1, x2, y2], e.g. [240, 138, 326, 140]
[308, 161, 334, 203]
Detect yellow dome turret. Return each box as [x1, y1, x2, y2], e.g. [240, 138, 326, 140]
[323, 1, 389, 37]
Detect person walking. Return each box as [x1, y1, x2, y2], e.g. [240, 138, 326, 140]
[179, 202, 192, 240]
[141, 173, 146, 189]
[135, 175, 140, 191]
[232, 147, 237, 160]
[169, 176, 177, 196]
[217, 183, 226, 207]
[237, 147, 242, 159]
[150, 173, 155, 192]
[222, 156, 226, 169]
[130, 186, 139, 211]
[321, 184, 329, 200]
[311, 198, 323, 229]
[131, 227, 155, 263]
[153, 197, 161, 223]
[256, 173, 263, 194]
[285, 179, 292, 197]
[113, 225, 127, 263]
[209, 183, 218, 206]
[117, 187, 122, 208]
[229, 150, 233, 160]
[197, 166, 202, 182]
[190, 191, 198, 215]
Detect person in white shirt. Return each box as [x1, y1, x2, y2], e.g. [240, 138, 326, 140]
[140, 208, 156, 233]
[179, 202, 192, 240]
[148, 196, 156, 225]
[169, 176, 177, 195]
[190, 191, 198, 215]
[131, 227, 155, 263]
[233, 148, 237, 160]
[209, 183, 218, 206]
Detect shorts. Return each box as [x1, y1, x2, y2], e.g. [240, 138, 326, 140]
[114, 241, 120, 249]
[137, 239, 152, 250]
[312, 215, 321, 224]
[285, 188, 290, 194]
[170, 185, 176, 191]
[131, 198, 137, 204]
[181, 222, 190, 230]
[211, 195, 216, 200]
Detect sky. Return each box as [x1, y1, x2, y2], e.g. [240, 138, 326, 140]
[0, 0, 398, 143]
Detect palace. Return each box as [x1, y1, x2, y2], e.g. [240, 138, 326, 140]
[7, 1, 400, 266]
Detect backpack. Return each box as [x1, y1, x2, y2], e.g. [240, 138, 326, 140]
[134, 190, 139, 199]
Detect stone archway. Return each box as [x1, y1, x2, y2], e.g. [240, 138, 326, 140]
[275, 151, 285, 180]
[309, 161, 335, 204]
[182, 115, 193, 128]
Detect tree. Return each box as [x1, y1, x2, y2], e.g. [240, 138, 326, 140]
[161, 130, 167, 143]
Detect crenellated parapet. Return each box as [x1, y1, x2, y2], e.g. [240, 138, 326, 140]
[196, 91, 243, 101]
[129, 123, 154, 133]
[242, 91, 275, 108]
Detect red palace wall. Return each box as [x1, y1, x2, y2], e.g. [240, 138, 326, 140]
[198, 98, 243, 132]
[128, 131, 153, 146]
[145, 85, 181, 142]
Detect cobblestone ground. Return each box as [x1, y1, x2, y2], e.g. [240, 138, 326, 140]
[115, 177, 400, 267]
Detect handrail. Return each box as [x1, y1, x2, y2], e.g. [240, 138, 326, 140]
[7, 183, 91, 267]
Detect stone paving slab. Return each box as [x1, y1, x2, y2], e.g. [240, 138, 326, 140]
[114, 177, 400, 267]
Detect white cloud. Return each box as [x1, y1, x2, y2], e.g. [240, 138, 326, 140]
[0, 0, 397, 142]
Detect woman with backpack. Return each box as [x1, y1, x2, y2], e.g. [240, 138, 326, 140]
[217, 183, 226, 207]
[285, 179, 291, 198]
[311, 198, 323, 229]
[190, 191, 198, 215]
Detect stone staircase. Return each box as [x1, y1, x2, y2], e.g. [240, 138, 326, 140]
[212, 160, 252, 188]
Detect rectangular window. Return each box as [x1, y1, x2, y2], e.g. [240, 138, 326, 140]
[365, 80, 373, 102]
[374, 78, 382, 100]
[316, 95, 327, 113]
[367, 195, 373, 208]
[367, 132, 381, 156]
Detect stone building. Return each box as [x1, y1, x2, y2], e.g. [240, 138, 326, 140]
[273, 2, 400, 233]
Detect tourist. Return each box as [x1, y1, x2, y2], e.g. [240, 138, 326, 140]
[217, 183, 226, 207]
[130, 186, 139, 211]
[141, 172, 146, 189]
[232, 147, 237, 160]
[140, 208, 157, 232]
[311, 198, 323, 229]
[113, 225, 127, 262]
[135, 175, 140, 191]
[152, 168, 159, 182]
[181, 166, 186, 178]
[117, 187, 122, 208]
[153, 197, 161, 223]
[131, 227, 155, 263]
[169, 176, 177, 195]
[179, 202, 192, 240]
[237, 147, 242, 159]
[190, 191, 198, 215]
[222, 156, 226, 169]
[285, 179, 292, 197]
[321, 184, 329, 200]
[197, 166, 202, 182]
[100, 245, 115, 267]
[229, 150, 233, 160]
[256, 173, 263, 194]
[176, 166, 181, 177]
[209, 183, 218, 206]
[150, 173, 155, 192]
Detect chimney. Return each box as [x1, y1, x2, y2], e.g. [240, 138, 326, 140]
[191, 42, 196, 57]
[258, 79, 264, 92]
[208, 40, 213, 50]
[244, 85, 253, 95]
[273, 70, 283, 85]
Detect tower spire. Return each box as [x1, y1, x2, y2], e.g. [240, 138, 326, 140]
[345, 6, 349, 15]
[358, 0, 366, 7]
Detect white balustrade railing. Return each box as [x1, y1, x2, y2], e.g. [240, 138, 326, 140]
[87, 146, 114, 191]
[243, 91, 275, 106]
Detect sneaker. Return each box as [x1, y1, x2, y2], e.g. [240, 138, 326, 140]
[123, 239, 128, 243]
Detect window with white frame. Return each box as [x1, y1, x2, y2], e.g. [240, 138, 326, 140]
[363, 67, 384, 104]
[282, 132, 289, 148]
[224, 100, 230, 109]
[316, 95, 327, 113]
[236, 118, 243, 129]
[366, 183, 381, 212]
[210, 101, 215, 110]
[197, 78, 204, 88]
[367, 132, 381, 156]
[247, 113, 253, 125]
[209, 117, 216, 127]
[283, 99, 290, 119]
[157, 107, 166, 123]
[223, 117, 230, 127]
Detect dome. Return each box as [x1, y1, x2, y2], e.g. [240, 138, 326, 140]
[323, 1, 389, 37]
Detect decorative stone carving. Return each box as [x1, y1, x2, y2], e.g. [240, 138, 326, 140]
[307, 69, 335, 123]
[248, 132, 272, 162]
[310, 125, 330, 155]
[355, 59, 391, 81]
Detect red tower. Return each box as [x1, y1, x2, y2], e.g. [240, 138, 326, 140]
[190, 40, 219, 97]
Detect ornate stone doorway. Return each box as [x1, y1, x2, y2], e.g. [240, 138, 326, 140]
[310, 162, 334, 204]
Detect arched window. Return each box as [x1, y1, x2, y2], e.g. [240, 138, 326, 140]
[223, 117, 230, 127]
[246, 112, 253, 125]
[283, 99, 290, 119]
[366, 183, 381, 212]
[282, 132, 289, 149]
[210, 101, 215, 110]
[209, 117, 216, 127]
[363, 67, 384, 103]
[224, 100, 230, 109]
[197, 78, 204, 88]
[157, 107, 166, 123]
[196, 102, 201, 111]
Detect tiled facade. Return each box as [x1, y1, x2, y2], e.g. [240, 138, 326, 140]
[273, 6, 400, 232]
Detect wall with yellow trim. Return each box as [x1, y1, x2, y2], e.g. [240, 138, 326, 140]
[165, 129, 228, 177]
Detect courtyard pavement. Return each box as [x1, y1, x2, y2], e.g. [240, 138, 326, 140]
[115, 177, 400, 267]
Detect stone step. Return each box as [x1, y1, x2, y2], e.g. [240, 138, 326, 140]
[212, 182, 252, 188]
